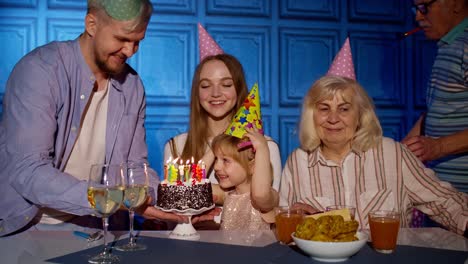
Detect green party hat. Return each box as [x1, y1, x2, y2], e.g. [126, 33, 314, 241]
[102, 0, 142, 21]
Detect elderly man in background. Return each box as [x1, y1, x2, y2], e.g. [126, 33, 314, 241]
[403, 0, 468, 193]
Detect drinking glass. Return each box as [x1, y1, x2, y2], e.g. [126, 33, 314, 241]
[274, 206, 304, 245]
[115, 162, 149, 251]
[368, 210, 400, 254]
[87, 164, 125, 263]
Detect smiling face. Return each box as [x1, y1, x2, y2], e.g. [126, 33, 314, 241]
[313, 87, 359, 153]
[212, 134, 254, 194]
[213, 151, 250, 193]
[86, 13, 147, 75]
[198, 60, 238, 122]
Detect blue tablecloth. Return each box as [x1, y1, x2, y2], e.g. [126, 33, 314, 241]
[48, 236, 468, 264]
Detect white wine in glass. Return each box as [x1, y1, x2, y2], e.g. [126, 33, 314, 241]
[87, 164, 124, 264]
[115, 162, 149, 251]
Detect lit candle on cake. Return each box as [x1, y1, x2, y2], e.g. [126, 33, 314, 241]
[191, 157, 197, 176]
[201, 161, 206, 180]
[169, 157, 179, 183]
[164, 157, 171, 181]
[196, 160, 203, 182]
[184, 159, 190, 183]
[178, 159, 184, 182]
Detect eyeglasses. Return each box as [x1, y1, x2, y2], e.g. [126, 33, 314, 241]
[412, 0, 439, 15]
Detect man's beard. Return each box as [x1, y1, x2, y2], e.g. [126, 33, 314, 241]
[95, 54, 126, 75]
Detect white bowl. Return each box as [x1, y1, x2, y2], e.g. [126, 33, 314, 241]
[291, 231, 368, 262]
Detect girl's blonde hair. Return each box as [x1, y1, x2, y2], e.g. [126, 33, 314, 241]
[181, 54, 249, 162]
[299, 76, 382, 152]
[211, 134, 255, 180]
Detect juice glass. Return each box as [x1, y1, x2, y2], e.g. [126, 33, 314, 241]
[368, 210, 400, 254]
[274, 206, 304, 245]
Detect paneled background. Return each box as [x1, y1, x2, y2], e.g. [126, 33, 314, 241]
[0, 0, 437, 177]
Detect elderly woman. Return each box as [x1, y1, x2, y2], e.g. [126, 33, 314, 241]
[279, 76, 468, 235]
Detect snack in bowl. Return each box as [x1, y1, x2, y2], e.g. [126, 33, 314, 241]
[292, 231, 368, 262]
[296, 215, 359, 242]
[292, 214, 367, 262]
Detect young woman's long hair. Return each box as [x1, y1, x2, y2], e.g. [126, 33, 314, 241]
[181, 54, 249, 162]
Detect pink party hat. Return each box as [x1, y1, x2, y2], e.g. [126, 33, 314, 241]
[326, 37, 356, 80]
[198, 23, 224, 61]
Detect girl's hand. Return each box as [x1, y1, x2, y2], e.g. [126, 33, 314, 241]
[243, 127, 268, 153]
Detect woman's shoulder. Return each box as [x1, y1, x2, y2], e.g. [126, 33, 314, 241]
[263, 135, 279, 146]
[164, 133, 188, 155]
[286, 147, 309, 161]
[367, 137, 404, 153]
[169, 133, 188, 144]
[381, 137, 401, 147]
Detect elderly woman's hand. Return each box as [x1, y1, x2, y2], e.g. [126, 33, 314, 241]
[291, 202, 322, 215]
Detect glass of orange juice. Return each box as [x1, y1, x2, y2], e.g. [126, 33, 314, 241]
[368, 210, 400, 254]
[274, 206, 304, 245]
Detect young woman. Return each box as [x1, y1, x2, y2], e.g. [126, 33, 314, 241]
[163, 54, 281, 190]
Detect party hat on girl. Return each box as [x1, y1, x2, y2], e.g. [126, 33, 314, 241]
[198, 23, 224, 61]
[326, 37, 356, 80]
[225, 83, 263, 139]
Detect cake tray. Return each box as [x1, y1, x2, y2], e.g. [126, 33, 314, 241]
[154, 204, 215, 216]
[154, 204, 216, 241]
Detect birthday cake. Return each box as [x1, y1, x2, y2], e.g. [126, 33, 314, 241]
[157, 158, 214, 211]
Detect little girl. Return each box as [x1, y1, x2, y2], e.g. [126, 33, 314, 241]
[211, 129, 279, 230]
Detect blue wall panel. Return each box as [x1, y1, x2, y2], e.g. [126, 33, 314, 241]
[207, 0, 270, 17]
[132, 22, 196, 106]
[351, 31, 404, 106]
[0, 17, 36, 106]
[280, 28, 339, 106]
[280, 0, 339, 20]
[349, 0, 404, 23]
[207, 24, 271, 105]
[152, 0, 196, 15]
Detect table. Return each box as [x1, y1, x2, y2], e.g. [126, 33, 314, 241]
[0, 228, 466, 263]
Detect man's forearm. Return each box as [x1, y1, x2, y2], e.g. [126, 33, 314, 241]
[439, 129, 468, 156]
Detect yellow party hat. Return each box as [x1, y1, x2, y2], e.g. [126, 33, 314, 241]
[225, 83, 263, 139]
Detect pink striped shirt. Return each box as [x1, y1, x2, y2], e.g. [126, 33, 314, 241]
[279, 137, 468, 235]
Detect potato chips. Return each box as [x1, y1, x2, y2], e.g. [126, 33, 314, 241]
[295, 215, 359, 242]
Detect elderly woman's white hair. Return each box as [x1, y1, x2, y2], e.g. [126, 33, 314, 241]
[299, 76, 382, 152]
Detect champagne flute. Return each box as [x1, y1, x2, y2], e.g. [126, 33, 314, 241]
[87, 164, 125, 264]
[115, 162, 149, 251]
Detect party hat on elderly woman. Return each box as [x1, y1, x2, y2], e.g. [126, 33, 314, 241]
[326, 37, 356, 80]
[198, 23, 224, 61]
[225, 83, 263, 140]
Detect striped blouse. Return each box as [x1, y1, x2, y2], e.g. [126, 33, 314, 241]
[279, 137, 468, 235]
